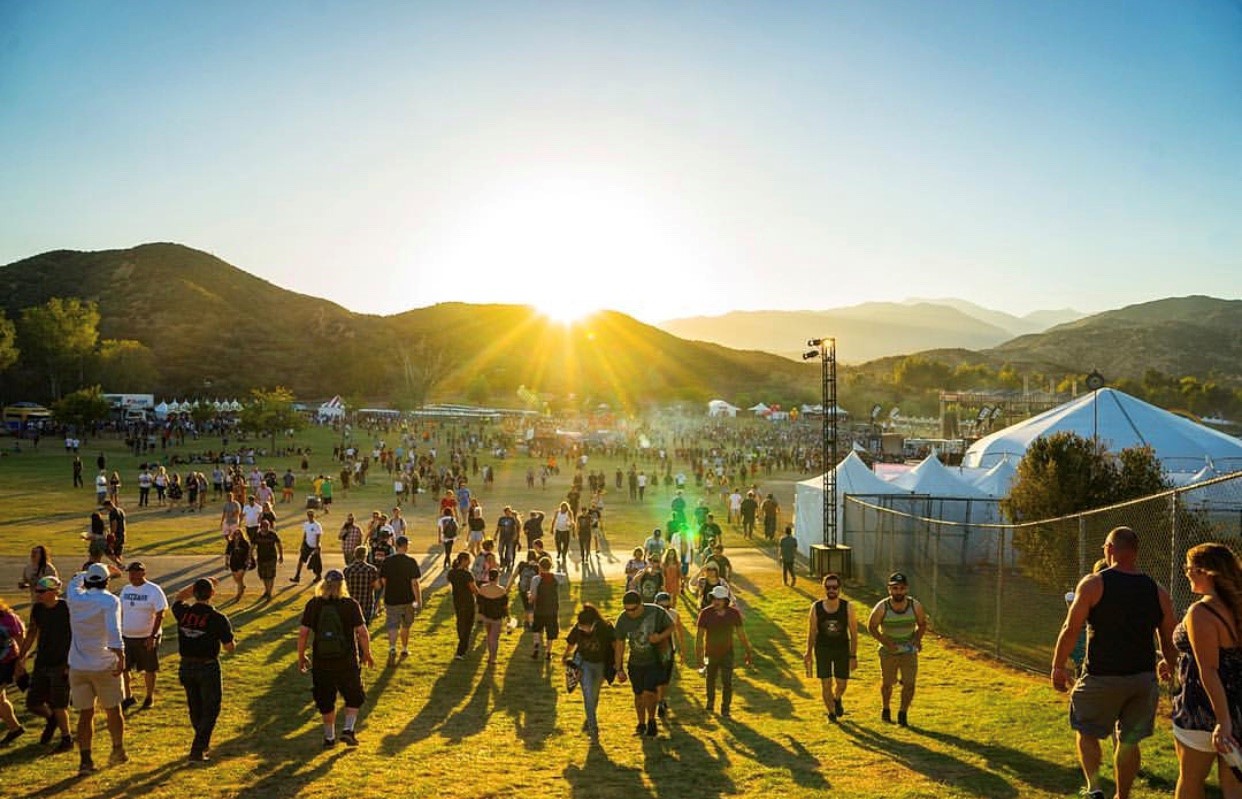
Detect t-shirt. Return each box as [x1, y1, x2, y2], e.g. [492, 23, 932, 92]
[613, 604, 670, 667]
[109, 507, 127, 536]
[635, 570, 664, 603]
[254, 529, 282, 562]
[30, 600, 71, 668]
[120, 580, 169, 638]
[566, 622, 615, 664]
[740, 498, 758, 518]
[447, 568, 476, 613]
[496, 515, 518, 541]
[779, 535, 798, 562]
[172, 601, 234, 660]
[242, 504, 263, 527]
[697, 606, 743, 659]
[0, 609, 25, 664]
[300, 597, 364, 664]
[380, 553, 422, 606]
[303, 521, 324, 548]
[530, 572, 559, 616]
[761, 499, 779, 520]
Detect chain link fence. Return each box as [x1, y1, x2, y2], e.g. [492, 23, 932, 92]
[841, 471, 1242, 672]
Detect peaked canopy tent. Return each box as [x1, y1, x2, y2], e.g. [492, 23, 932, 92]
[707, 399, 740, 418]
[963, 388, 1242, 476]
[792, 452, 912, 556]
[967, 458, 1018, 499]
[318, 395, 346, 421]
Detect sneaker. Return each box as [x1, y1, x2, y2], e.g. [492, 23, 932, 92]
[634, 722, 646, 736]
[1, 725, 25, 746]
[141, 696, 154, 710]
[720, 708, 731, 718]
[705, 704, 715, 715]
[310, 576, 321, 584]
[40, 716, 58, 745]
[53, 736, 74, 754]
[897, 710, 908, 727]
[657, 701, 668, 719]
[828, 710, 837, 722]
[1081, 791, 1106, 799]
[289, 576, 300, 584]
[834, 698, 844, 717]
[109, 748, 129, 765]
[121, 697, 137, 711]
[400, 649, 410, 657]
[323, 737, 336, 749]
[645, 720, 658, 737]
[881, 708, 892, 723]
[340, 729, 358, 747]
[78, 759, 97, 776]
[454, 654, 465, 661]
[187, 750, 209, 763]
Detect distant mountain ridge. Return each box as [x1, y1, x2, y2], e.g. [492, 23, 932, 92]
[659, 300, 1085, 363]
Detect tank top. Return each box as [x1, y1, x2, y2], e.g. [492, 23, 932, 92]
[877, 598, 918, 653]
[1172, 601, 1242, 733]
[814, 599, 850, 648]
[554, 511, 572, 533]
[1086, 569, 1161, 676]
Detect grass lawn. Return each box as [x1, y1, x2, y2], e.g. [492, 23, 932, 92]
[0, 426, 1202, 797]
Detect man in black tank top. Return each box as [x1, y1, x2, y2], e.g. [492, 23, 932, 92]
[1051, 526, 1178, 799]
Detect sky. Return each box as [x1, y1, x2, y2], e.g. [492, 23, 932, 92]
[0, 1, 1239, 324]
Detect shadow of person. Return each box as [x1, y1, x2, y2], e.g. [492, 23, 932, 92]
[564, 740, 656, 799]
[717, 715, 830, 789]
[910, 725, 1085, 795]
[440, 661, 497, 742]
[641, 717, 738, 799]
[379, 655, 481, 754]
[493, 639, 560, 751]
[837, 719, 1021, 798]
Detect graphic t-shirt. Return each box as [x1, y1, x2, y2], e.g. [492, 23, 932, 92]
[635, 571, 664, 603]
[566, 622, 615, 664]
[120, 580, 169, 638]
[613, 604, 670, 667]
[172, 600, 234, 660]
[697, 606, 743, 659]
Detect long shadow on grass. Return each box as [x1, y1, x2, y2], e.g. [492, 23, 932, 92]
[564, 742, 656, 799]
[719, 715, 829, 790]
[494, 639, 559, 750]
[910, 726, 1081, 795]
[643, 717, 737, 799]
[379, 656, 481, 754]
[838, 719, 1019, 797]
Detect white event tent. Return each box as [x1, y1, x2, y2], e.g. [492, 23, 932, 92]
[707, 399, 739, 418]
[318, 396, 346, 421]
[962, 388, 1242, 476]
[792, 452, 911, 556]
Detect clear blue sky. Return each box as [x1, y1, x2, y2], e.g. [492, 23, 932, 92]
[1, 1, 1238, 322]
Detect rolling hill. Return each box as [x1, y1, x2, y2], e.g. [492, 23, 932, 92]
[0, 243, 815, 407]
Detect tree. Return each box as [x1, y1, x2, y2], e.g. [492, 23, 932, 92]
[0, 310, 18, 376]
[1002, 432, 1169, 589]
[466, 374, 490, 405]
[52, 385, 111, 431]
[892, 356, 952, 390]
[92, 339, 161, 391]
[17, 298, 100, 400]
[238, 387, 306, 452]
[398, 336, 452, 409]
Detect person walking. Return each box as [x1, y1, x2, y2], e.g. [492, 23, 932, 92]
[1170, 543, 1242, 799]
[65, 563, 127, 775]
[343, 547, 379, 625]
[252, 519, 284, 601]
[867, 572, 926, 727]
[13, 576, 74, 753]
[552, 502, 575, 568]
[477, 568, 513, 666]
[119, 562, 168, 711]
[1052, 526, 1178, 799]
[224, 529, 252, 602]
[296, 570, 374, 748]
[779, 526, 798, 586]
[171, 577, 235, 762]
[438, 508, 460, 570]
[446, 552, 479, 660]
[0, 598, 26, 746]
[379, 536, 422, 662]
[290, 509, 324, 584]
[614, 590, 673, 738]
[528, 557, 561, 660]
[804, 573, 858, 721]
[563, 604, 615, 741]
[695, 584, 753, 718]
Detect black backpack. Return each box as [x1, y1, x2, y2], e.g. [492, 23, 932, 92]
[315, 601, 349, 658]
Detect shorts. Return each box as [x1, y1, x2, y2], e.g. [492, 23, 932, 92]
[878, 649, 918, 689]
[1172, 724, 1216, 753]
[1070, 672, 1159, 743]
[468, 530, 484, 544]
[519, 593, 532, 612]
[69, 668, 124, 710]
[663, 658, 676, 684]
[0, 660, 13, 687]
[531, 613, 560, 641]
[123, 636, 161, 672]
[627, 662, 665, 695]
[223, 521, 240, 537]
[257, 558, 278, 580]
[385, 603, 416, 631]
[28, 664, 70, 711]
[815, 644, 851, 680]
[321, 496, 333, 506]
[311, 664, 365, 713]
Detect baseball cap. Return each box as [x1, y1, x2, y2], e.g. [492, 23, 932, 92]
[622, 590, 642, 607]
[324, 569, 345, 582]
[654, 591, 671, 605]
[126, 561, 146, 572]
[888, 572, 908, 585]
[34, 575, 63, 592]
[710, 585, 730, 600]
[85, 562, 111, 584]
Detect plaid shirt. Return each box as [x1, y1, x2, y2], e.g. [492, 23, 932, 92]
[343, 560, 379, 620]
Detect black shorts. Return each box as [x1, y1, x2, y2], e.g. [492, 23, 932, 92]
[311, 664, 366, 713]
[815, 644, 850, 680]
[321, 496, 333, 506]
[123, 636, 161, 672]
[257, 558, 278, 580]
[628, 662, 666, 695]
[28, 664, 70, 710]
[531, 613, 560, 640]
[0, 660, 14, 687]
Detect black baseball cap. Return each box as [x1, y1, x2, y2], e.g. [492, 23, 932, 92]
[888, 572, 908, 585]
[622, 590, 642, 607]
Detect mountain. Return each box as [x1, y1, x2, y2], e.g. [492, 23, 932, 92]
[903, 298, 1086, 336]
[661, 302, 1020, 362]
[989, 296, 1242, 381]
[0, 243, 815, 406]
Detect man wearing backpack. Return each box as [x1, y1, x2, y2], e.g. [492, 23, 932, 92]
[438, 508, 459, 570]
[296, 570, 374, 748]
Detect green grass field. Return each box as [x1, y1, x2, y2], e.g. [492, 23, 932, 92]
[0, 426, 1203, 797]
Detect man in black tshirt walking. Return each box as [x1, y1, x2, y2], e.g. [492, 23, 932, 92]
[14, 576, 74, 752]
[171, 577, 235, 762]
